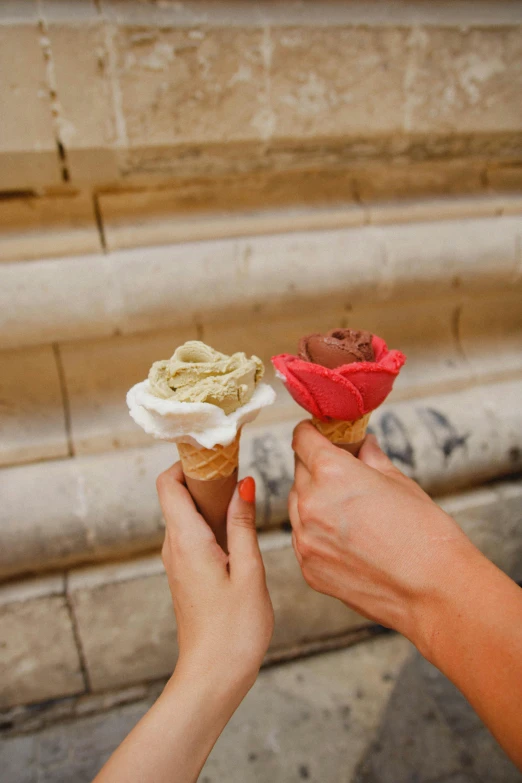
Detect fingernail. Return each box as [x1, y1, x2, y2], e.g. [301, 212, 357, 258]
[238, 476, 256, 503]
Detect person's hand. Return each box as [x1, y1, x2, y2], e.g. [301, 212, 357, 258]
[156, 464, 274, 694]
[289, 421, 482, 655]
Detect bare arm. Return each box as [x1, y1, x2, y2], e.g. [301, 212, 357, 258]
[94, 468, 273, 783]
[289, 422, 522, 769]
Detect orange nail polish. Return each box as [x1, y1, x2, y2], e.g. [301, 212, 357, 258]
[238, 476, 256, 503]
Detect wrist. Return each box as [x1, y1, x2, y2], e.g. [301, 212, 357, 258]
[408, 538, 487, 665]
[168, 651, 259, 706]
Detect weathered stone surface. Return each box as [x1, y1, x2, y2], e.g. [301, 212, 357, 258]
[0, 255, 118, 350]
[370, 378, 522, 494]
[41, 7, 121, 183]
[2, 211, 521, 350]
[0, 575, 84, 708]
[263, 534, 370, 650]
[441, 482, 522, 582]
[459, 290, 522, 380]
[0, 345, 68, 467]
[0, 19, 60, 190]
[68, 557, 177, 691]
[0, 443, 170, 580]
[0, 193, 100, 263]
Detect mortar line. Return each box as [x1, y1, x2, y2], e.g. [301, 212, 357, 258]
[52, 343, 74, 458]
[64, 572, 92, 693]
[36, 1, 71, 184]
[93, 192, 108, 253]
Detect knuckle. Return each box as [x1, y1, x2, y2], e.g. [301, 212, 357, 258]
[295, 532, 315, 560]
[298, 493, 320, 522]
[314, 452, 343, 481]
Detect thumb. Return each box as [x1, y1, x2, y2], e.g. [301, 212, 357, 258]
[359, 433, 399, 476]
[227, 477, 263, 575]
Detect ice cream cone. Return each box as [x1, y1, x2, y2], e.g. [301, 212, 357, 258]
[312, 413, 371, 456]
[177, 431, 241, 552]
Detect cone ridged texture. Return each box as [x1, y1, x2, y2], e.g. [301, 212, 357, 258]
[312, 413, 371, 444]
[177, 432, 240, 480]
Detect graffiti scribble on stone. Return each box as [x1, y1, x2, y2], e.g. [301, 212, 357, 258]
[379, 412, 415, 468]
[251, 433, 293, 524]
[417, 408, 469, 459]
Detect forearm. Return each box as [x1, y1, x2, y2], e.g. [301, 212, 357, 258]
[94, 659, 252, 783]
[419, 547, 522, 768]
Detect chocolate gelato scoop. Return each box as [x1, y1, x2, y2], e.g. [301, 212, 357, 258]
[298, 329, 375, 369]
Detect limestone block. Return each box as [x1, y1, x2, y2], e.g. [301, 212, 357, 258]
[0, 193, 100, 263]
[271, 26, 407, 140]
[68, 533, 368, 691]
[0, 443, 172, 580]
[44, 20, 119, 182]
[0, 345, 68, 467]
[60, 328, 194, 454]
[459, 291, 522, 380]
[402, 27, 522, 135]
[263, 533, 369, 651]
[370, 379, 522, 494]
[0, 255, 118, 350]
[114, 25, 267, 148]
[382, 215, 522, 300]
[440, 483, 522, 582]
[4, 213, 522, 350]
[68, 557, 177, 691]
[0, 24, 58, 187]
[0, 574, 84, 708]
[112, 227, 385, 336]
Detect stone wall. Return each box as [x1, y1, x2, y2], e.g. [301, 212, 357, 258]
[1, 1, 521, 711]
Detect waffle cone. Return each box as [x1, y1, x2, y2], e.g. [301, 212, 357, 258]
[177, 433, 241, 552]
[312, 413, 371, 456]
[177, 432, 240, 480]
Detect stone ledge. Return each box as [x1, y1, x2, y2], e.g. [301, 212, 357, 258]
[0, 574, 84, 709]
[1, 379, 521, 581]
[0, 193, 101, 263]
[1, 212, 521, 351]
[0, 345, 69, 468]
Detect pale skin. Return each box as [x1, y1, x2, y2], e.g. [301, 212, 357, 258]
[94, 466, 274, 783]
[95, 424, 522, 781]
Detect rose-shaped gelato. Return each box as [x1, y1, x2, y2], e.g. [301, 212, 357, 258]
[272, 331, 405, 422]
[148, 341, 264, 415]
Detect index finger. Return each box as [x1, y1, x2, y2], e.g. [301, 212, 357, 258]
[156, 461, 212, 542]
[292, 420, 338, 472]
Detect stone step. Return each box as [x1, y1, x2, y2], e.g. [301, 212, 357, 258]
[1, 378, 521, 581]
[1, 210, 522, 351]
[1, 477, 520, 710]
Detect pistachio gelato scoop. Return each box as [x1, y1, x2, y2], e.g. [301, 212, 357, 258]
[148, 341, 264, 415]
